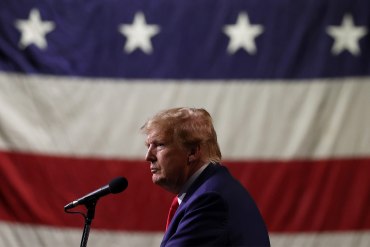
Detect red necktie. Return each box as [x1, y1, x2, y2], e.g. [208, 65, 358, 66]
[166, 196, 179, 230]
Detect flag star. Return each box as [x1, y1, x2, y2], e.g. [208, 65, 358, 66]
[14, 8, 55, 50]
[223, 12, 264, 55]
[326, 14, 368, 56]
[118, 12, 160, 54]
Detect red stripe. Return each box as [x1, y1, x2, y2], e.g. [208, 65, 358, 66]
[1, 150, 369, 232]
[227, 159, 370, 232]
[0, 150, 171, 231]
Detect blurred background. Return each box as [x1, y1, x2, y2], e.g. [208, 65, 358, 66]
[0, 0, 369, 246]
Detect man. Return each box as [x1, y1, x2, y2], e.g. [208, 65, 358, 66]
[141, 107, 270, 246]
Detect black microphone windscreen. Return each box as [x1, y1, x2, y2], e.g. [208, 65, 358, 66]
[109, 177, 128, 194]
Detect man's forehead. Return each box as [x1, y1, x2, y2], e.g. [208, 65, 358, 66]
[146, 130, 168, 142]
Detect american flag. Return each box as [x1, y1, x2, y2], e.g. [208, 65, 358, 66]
[0, 0, 369, 246]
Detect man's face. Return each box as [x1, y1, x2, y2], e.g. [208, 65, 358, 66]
[145, 129, 190, 194]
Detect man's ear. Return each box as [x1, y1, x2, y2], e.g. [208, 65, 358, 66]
[188, 145, 201, 163]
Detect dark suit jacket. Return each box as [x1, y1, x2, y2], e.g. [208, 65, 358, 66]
[161, 163, 270, 247]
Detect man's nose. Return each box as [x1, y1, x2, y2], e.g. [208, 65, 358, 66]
[145, 146, 156, 162]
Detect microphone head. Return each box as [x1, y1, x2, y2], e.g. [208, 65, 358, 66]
[109, 177, 128, 194]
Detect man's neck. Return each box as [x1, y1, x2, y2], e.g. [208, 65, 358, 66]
[177, 163, 209, 204]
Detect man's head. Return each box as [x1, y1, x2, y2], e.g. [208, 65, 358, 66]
[141, 107, 222, 193]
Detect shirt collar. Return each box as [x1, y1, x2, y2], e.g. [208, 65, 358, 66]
[177, 163, 209, 204]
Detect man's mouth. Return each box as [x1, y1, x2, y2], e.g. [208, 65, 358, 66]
[150, 167, 159, 174]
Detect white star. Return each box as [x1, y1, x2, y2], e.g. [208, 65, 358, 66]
[223, 12, 264, 55]
[14, 8, 55, 50]
[118, 12, 160, 54]
[326, 14, 368, 56]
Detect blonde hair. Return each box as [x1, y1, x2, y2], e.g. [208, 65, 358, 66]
[141, 107, 222, 163]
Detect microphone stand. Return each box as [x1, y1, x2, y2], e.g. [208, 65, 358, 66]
[80, 200, 97, 247]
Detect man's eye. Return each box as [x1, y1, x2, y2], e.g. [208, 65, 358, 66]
[156, 143, 167, 149]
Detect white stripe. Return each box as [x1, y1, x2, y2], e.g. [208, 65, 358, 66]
[269, 231, 370, 247]
[0, 72, 369, 160]
[0, 222, 369, 247]
[0, 222, 163, 247]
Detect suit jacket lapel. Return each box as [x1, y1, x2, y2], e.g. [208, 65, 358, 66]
[161, 163, 221, 246]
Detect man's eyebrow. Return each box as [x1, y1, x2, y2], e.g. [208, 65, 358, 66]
[145, 136, 162, 145]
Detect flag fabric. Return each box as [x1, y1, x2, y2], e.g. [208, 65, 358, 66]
[1, 0, 370, 246]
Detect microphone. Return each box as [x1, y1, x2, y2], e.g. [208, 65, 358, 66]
[64, 177, 128, 210]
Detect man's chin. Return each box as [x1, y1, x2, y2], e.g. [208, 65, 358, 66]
[152, 174, 163, 185]
[152, 176, 173, 192]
